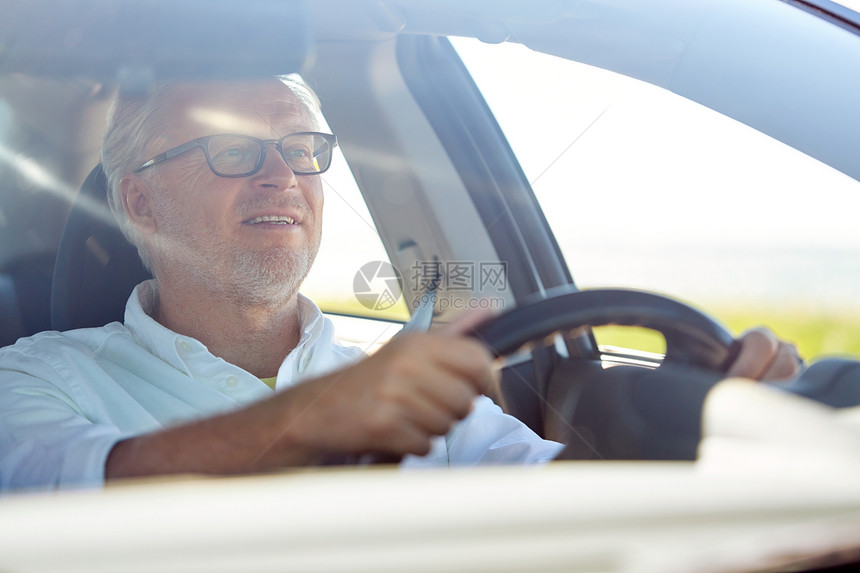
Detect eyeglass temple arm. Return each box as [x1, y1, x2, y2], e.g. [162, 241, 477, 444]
[135, 140, 202, 172]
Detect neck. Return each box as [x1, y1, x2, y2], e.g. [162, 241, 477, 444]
[153, 278, 302, 379]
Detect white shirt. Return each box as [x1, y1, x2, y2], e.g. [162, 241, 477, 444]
[0, 281, 562, 492]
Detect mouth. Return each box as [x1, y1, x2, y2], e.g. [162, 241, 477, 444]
[244, 214, 298, 225]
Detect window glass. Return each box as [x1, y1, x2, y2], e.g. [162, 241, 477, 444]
[834, 0, 860, 12]
[455, 38, 860, 360]
[301, 143, 408, 352]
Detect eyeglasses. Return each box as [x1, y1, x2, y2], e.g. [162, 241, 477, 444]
[134, 132, 337, 177]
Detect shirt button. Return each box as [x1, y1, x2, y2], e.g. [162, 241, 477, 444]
[177, 340, 192, 354]
[225, 375, 238, 388]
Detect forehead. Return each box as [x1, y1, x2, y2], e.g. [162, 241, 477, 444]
[160, 80, 315, 140]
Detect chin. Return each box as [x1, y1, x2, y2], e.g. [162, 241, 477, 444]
[225, 248, 316, 306]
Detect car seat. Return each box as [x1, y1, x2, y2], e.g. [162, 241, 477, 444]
[0, 252, 55, 346]
[51, 164, 151, 331]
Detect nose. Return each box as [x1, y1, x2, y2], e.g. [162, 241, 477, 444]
[254, 142, 298, 189]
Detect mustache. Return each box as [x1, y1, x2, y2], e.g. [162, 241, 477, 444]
[238, 196, 313, 220]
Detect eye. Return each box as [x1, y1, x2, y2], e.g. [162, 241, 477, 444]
[207, 136, 259, 167]
[213, 145, 252, 162]
[284, 144, 312, 159]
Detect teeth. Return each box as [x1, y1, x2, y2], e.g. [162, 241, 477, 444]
[249, 215, 296, 225]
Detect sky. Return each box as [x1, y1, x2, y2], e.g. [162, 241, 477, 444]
[449, 35, 860, 309]
[838, 0, 860, 11]
[452, 38, 860, 251]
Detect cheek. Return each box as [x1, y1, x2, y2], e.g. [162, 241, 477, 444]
[159, 165, 231, 228]
[173, 164, 210, 201]
[305, 180, 324, 219]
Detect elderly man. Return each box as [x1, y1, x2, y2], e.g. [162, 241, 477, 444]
[0, 76, 799, 491]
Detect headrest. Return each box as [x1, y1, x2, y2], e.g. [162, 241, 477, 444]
[51, 164, 151, 331]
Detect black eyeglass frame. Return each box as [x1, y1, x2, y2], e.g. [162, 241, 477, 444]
[133, 132, 338, 177]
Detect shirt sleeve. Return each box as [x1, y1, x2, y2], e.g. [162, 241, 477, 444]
[0, 355, 123, 493]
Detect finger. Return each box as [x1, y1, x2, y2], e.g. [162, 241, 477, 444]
[380, 379, 466, 436]
[436, 306, 499, 337]
[394, 333, 496, 395]
[375, 418, 434, 457]
[433, 336, 499, 395]
[726, 327, 779, 379]
[761, 341, 803, 380]
[401, 400, 457, 437]
[358, 337, 478, 419]
[415, 372, 478, 422]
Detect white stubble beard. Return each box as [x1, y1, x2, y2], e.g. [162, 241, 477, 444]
[150, 186, 320, 309]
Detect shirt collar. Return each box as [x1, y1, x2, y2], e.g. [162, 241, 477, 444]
[122, 280, 335, 384]
[124, 280, 197, 375]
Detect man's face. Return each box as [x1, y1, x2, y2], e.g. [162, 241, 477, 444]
[138, 80, 324, 305]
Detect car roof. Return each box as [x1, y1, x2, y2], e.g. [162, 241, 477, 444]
[3, 0, 858, 181]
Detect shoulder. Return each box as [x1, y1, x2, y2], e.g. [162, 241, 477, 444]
[0, 322, 132, 369]
[0, 323, 143, 415]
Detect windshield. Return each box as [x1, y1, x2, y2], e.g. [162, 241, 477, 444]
[456, 38, 860, 359]
[834, 0, 860, 12]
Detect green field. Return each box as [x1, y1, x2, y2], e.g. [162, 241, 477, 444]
[593, 306, 860, 362]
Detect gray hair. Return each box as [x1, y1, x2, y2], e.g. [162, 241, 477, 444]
[100, 74, 324, 272]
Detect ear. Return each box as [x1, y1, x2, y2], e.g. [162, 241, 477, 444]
[120, 174, 158, 235]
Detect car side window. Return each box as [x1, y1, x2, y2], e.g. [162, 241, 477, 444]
[455, 38, 860, 361]
[302, 143, 408, 353]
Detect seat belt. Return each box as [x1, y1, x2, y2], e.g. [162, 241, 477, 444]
[397, 277, 438, 335]
[350, 276, 439, 466]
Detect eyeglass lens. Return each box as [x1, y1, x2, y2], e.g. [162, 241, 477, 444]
[206, 133, 332, 176]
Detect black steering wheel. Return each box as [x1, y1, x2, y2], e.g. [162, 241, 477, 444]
[470, 288, 740, 371]
[468, 288, 742, 460]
